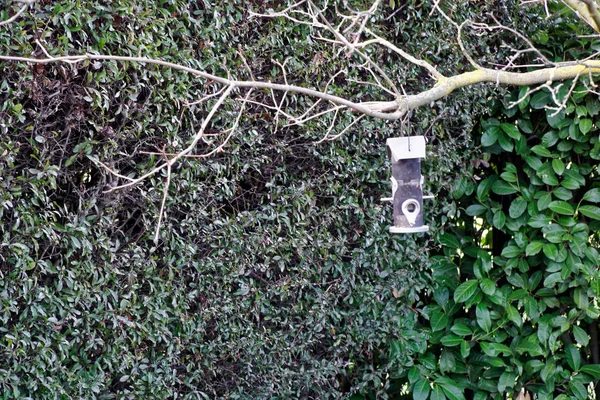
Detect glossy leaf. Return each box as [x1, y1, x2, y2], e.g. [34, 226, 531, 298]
[454, 280, 480, 303]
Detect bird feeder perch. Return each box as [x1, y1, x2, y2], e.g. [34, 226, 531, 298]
[383, 136, 432, 234]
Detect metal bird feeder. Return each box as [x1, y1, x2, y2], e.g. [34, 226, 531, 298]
[383, 136, 432, 234]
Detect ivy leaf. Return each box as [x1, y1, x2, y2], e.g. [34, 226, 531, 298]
[454, 280, 479, 303]
[548, 201, 574, 215]
[579, 205, 600, 220]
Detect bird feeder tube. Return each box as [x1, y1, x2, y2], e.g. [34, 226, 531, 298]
[385, 136, 431, 234]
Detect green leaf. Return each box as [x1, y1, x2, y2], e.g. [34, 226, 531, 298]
[579, 205, 600, 220]
[531, 145, 553, 157]
[565, 343, 581, 371]
[480, 278, 496, 295]
[476, 177, 496, 200]
[509, 197, 528, 219]
[480, 342, 512, 357]
[561, 177, 581, 190]
[528, 214, 552, 228]
[498, 371, 516, 392]
[516, 334, 544, 357]
[454, 280, 480, 303]
[573, 326, 590, 346]
[507, 305, 523, 327]
[476, 303, 492, 332]
[524, 155, 543, 170]
[501, 246, 522, 258]
[587, 96, 600, 116]
[439, 233, 461, 249]
[466, 204, 487, 216]
[431, 310, 449, 332]
[481, 126, 500, 147]
[498, 133, 514, 152]
[435, 377, 466, 400]
[531, 91, 551, 109]
[542, 130, 559, 147]
[431, 385, 447, 400]
[493, 211, 506, 229]
[543, 243, 558, 261]
[451, 323, 472, 337]
[569, 381, 588, 400]
[552, 159, 565, 175]
[460, 340, 470, 358]
[441, 334, 463, 347]
[582, 188, 600, 203]
[526, 241, 544, 256]
[413, 379, 431, 400]
[543, 272, 562, 287]
[548, 201, 574, 215]
[579, 118, 593, 134]
[501, 123, 521, 139]
[453, 177, 469, 199]
[581, 364, 600, 378]
[492, 180, 518, 195]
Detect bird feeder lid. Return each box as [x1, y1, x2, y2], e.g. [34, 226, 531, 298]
[387, 136, 426, 162]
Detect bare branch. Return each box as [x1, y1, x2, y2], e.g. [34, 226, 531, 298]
[0, 53, 404, 119]
[154, 147, 172, 244]
[357, 32, 445, 80]
[0, 0, 33, 27]
[562, 0, 600, 33]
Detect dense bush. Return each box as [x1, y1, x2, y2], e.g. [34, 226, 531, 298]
[3, 0, 586, 398]
[399, 82, 600, 399]
[0, 1, 487, 398]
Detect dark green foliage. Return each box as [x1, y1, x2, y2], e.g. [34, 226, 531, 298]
[0, 1, 485, 398]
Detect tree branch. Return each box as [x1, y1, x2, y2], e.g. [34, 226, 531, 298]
[562, 0, 600, 33]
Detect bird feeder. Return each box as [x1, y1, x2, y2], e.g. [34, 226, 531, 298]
[383, 136, 432, 234]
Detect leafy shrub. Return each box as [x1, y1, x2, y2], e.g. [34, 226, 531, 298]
[400, 83, 600, 399]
